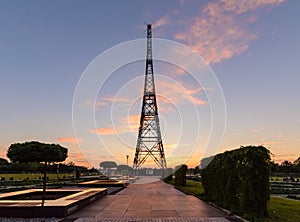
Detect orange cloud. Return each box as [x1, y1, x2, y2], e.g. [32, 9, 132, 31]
[89, 128, 116, 135]
[272, 154, 298, 164]
[175, 0, 285, 64]
[90, 114, 141, 136]
[127, 114, 140, 132]
[0, 145, 7, 159]
[57, 137, 82, 144]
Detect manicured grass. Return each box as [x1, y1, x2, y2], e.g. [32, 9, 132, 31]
[170, 180, 300, 222]
[0, 173, 75, 181]
[175, 180, 205, 196]
[265, 196, 300, 222]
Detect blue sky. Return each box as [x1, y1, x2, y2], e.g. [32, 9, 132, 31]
[0, 0, 299, 167]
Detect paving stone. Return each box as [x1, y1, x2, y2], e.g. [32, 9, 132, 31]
[73, 217, 230, 222]
[66, 177, 230, 221]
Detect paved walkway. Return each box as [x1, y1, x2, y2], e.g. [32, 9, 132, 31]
[65, 177, 231, 222]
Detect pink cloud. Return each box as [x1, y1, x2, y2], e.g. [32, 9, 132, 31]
[156, 79, 207, 107]
[220, 0, 285, 14]
[174, 0, 285, 64]
[89, 114, 140, 136]
[57, 137, 82, 144]
[153, 16, 169, 29]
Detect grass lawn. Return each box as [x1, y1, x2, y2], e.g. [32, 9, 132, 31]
[0, 173, 75, 181]
[265, 196, 300, 222]
[171, 180, 300, 222]
[174, 179, 205, 196]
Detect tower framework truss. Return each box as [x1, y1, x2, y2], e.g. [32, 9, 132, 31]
[133, 24, 167, 170]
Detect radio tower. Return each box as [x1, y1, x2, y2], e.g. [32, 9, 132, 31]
[133, 24, 167, 171]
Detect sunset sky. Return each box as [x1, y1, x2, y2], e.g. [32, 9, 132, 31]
[0, 0, 299, 168]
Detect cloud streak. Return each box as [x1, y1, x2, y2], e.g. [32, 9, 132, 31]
[174, 0, 285, 63]
[57, 137, 82, 144]
[90, 114, 140, 136]
[153, 16, 169, 29]
[156, 79, 207, 107]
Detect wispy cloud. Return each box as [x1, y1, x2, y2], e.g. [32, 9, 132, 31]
[153, 16, 169, 29]
[272, 154, 298, 164]
[174, 0, 285, 64]
[219, 0, 285, 14]
[164, 143, 178, 150]
[84, 95, 130, 108]
[251, 128, 261, 133]
[57, 137, 82, 144]
[89, 127, 117, 135]
[89, 113, 140, 136]
[156, 79, 207, 107]
[262, 141, 283, 145]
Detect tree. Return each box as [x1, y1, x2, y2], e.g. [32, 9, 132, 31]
[294, 157, 300, 166]
[0, 157, 8, 165]
[175, 164, 188, 186]
[270, 161, 279, 174]
[281, 160, 293, 173]
[100, 161, 117, 178]
[117, 164, 131, 172]
[7, 141, 68, 205]
[117, 164, 132, 177]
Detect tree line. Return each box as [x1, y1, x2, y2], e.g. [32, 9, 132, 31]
[0, 141, 93, 174]
[270, 157, 300, 174]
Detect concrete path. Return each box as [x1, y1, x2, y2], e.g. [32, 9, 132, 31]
[65, 177, 231, 222]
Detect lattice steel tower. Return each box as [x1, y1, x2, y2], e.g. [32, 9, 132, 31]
[133, 24, 167, 170]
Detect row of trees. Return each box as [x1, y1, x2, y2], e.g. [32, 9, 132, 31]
[0, 158, 90, 174]
[270, 157, 300, 174]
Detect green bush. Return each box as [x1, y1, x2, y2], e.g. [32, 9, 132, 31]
[163, 168, 173, 181]
[175, 164, 187, 186]
[201, 145, 271, 219]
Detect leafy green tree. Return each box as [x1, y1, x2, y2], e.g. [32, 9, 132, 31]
[7, 141, 68, 205]
[100, 161, 117, 178]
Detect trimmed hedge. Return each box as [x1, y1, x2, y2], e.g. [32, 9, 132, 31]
[175, 164, 188, 186]
[201, 145, 271, 218]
